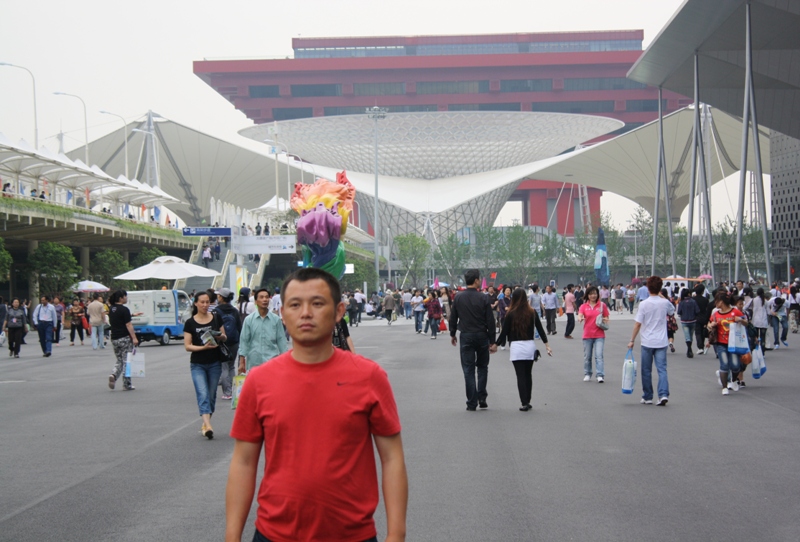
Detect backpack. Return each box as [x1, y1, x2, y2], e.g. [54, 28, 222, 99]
[332, 322, 349, 351]
[217, 309, 240, 344]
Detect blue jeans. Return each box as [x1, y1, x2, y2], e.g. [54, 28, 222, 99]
[459, 332, 490, 408]
[770, 315, 788, 343]
[414, 310, 425, 332]
[714, 344, 741, 375]
[681, 323, 695, 343]
[430, 317, 440, 337]
[91, 325, 105, 349]
[640, 346, 669, 401]
[190, 362, 222, 416]
[404, 302, 412, 319]
[582, 337, 605, 377]
[36, 321, 54, 354]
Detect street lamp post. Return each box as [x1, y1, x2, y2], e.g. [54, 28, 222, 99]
[264, 139, 292, 211]
[53, 91, 89, 165]
[0, 62, 38, 148]
[367, 107, 387, 293]
[99, 110, 129, 178]
[627, 221, 639, 278]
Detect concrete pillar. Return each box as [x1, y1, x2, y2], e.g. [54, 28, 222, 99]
[80, 247, 90, 279]
[121, 250, 129, 263]
[28, 240, 39, 306]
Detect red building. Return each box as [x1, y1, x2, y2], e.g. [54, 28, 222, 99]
[194, 31, 688, 235]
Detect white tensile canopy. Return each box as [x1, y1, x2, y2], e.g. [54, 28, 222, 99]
[115, 255, 219, 280]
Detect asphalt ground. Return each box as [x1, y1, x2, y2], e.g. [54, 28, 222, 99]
[1, 311, 799, 542]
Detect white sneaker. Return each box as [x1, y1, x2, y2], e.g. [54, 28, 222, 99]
[722, 388, 730, 396]
[657, 397, 668, 406]
[640, 398, 653, 404]
[597, 376, 604, 383]
[728, 380, 739, 392]
[716, 370, 722, 387]
[583, 375, 591, 382]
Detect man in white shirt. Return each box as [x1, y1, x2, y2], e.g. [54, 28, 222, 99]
[269, 288, 282, 317]
[628, 276, 675, 406]
[32, 296, 58, 358]
[402, 290, 413, 319]
[354, 289, 367, 324]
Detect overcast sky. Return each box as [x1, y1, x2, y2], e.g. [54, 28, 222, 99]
[1, 0, 759, 229]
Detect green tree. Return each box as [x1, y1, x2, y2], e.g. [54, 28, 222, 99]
[395, 233, 430, 288]
[500, 225, 536, 286]
[472, 224, 503, 280]
[27, 242, 81, 298]
[432, 233, 471, 286]
[0, 236, 12, 281]
[339, 258, 377, 293]
[90, 249, 133, 291]
[131, 247, 167, 290]
[536, 230, 565, 285]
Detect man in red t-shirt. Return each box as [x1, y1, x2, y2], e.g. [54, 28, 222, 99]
[226, 268, 408, 542]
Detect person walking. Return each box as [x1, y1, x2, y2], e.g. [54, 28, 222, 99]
[614, 284, 625, 314]
[402, 289, 413, 319]
[237, 287, 255, 323]
[347, 293, 360, 327]
[4, 298, 26, 358]
[426, 290, 443, 339]
[382, 289, 397, 325]
[225, 268, 407, 542]
[52, 296, 65, 345]
[707, 291, 747, 396]
[201, 245, 212, 268]
[627, 276, 674, 406]
[676, 289, 701, 358]
[32, 296, 57, 357]
[238, 288, 289, 374]
[449, 269, 497, 411]
[107, 290, 138, 391]
[750, 287, 769, 351]
[214, 240, 221, 261]
[497, 288, 551, 411]
[354, 289, 367, 323]
[578, 286, 609, 383]
[692, 284, 710, 355]
[86, 293, 108, 350]
[767, 295, 789, 348]
[213, 288, 241, 401]
[66, 298, 85, 346]
[411, 289, 425, 333]
[183, 292, 226, 439]
[541, 285, 560, 335]
[563, 284, 577, 339]
[626, 285, 636, 314]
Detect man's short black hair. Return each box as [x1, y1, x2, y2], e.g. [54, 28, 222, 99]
[254, 288, 270, 299]
[282, 268, 341, 305]
[464, 269, 480, 287]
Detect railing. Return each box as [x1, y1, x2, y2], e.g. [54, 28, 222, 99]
[211, 246, 235, 291]
[248, 253, 271, 290]
[174, 237, 206, 290]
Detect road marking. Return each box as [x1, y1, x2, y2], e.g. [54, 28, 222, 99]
[0, 380, 26, 384]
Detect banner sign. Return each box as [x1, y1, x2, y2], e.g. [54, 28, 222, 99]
[231, 234, 297, 255]
[182, 227, 231, 237]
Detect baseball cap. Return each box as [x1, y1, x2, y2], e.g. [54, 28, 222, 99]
[239, 287, 251, 296]
[215, 287, 233, 299]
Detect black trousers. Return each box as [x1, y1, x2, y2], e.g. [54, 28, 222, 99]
[7, 327, 23, 355]
[694, 323, 707, 350]
[70, 323, 84, 342]
[545, 308, 557, 333]
[513, 359, 534, 406]
[565, 313, 575, 337]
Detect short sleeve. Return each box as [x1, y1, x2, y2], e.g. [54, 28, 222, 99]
[368, 364, 402, 437]
[230, 373, 265, 443]
[634, 303, 645, 324]
[122, 307, 132, 325]
[666, 300, 675, 315]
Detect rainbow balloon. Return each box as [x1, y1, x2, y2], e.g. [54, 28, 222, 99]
[290, 171, 355, 279]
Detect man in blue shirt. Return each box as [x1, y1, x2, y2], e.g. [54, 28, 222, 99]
[636, 283, 650, 308]
[238, 288, 289, 373]
[32, 295, 58, 357]
[541, 286, 560, 335]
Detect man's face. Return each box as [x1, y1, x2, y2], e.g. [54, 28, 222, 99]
[256, 291, 270, 310]
[489, 287, 495, 294]
[282, 279, 344, 346]
[40, 297, 48, 305]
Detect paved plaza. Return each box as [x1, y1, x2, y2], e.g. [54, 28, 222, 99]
[2, 312, 800, 541]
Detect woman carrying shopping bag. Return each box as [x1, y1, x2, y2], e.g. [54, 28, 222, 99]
[183, 292, 226, 439]
[426, 290, 443, 339]
[497, 288, 551, 411]
[708, 291, 748, 396]
[66, 298, 85, 346]
[577, 286, 610, 383]
[107, 290, 138, 391]
[4, 298, 26, 358]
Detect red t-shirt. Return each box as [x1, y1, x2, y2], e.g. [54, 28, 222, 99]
[230, 348, 402, 542]
[709, 307, 744, 345]
[578, 301, 609, 339]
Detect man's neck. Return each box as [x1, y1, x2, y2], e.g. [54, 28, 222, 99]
[292, 341, 335, 364]
[258, 307, 269, 317]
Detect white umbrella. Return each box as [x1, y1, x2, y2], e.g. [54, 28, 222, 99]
[114, 255, 219, 280]
[71, 280, 110, 293]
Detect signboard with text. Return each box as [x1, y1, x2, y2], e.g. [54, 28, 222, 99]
[182, 227, 231, 237]
[231, 234, 297, 255]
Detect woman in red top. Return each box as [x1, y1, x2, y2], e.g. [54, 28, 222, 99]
[577, 286, 610, 383]
[707, 291, 747, 396]
[425, 290, 443, 339]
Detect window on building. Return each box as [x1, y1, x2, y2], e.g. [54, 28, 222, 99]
[324, 104, 438, 116]
[500, 79, 553, 92]
[290, 84, 342, 97]
[273, 107, 314, 121]
[626, 99, 668, 112]
[417, 81, 490, 94]
[353, 82, 405, 96]
[564, 78, 647, 91]
[530, 101, 615, 113]
[249, 85, 280, 98]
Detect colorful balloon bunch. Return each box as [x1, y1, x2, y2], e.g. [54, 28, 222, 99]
[290, 171, 355, 279]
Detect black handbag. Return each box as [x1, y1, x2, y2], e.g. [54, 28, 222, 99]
[219, 341, 235, 361]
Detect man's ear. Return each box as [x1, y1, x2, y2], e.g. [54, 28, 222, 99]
[335, 301, 347, 322]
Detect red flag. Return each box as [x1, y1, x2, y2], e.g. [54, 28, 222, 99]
[490, 272, 497, 279]
[141, 204, 147, 213]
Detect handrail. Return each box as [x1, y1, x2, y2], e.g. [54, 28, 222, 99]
[173, 237, 206, 290]
[248, 253, 270, 290]
[211, 245, 235, 291]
